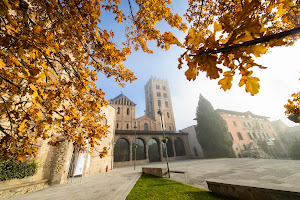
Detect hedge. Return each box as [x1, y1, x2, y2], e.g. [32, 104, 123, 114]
[0, 158, 37, 181]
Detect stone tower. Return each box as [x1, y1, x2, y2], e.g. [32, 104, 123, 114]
[110, 94, 136, 130]
[145, 77, 176, 131]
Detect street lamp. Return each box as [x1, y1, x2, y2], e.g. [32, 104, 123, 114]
[157, 108, 170, 178]
[134, 120, 137, 170]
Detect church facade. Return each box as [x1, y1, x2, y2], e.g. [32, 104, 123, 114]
[110, 77, 192, 166]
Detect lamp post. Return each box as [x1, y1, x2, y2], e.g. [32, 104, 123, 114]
[157, 108, 170, 178]
[134, 121, 137, 170]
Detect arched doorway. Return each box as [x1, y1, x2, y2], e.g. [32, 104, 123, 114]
[148, 138, 161, 162]
[175, 137, 186, 156]
[114, 138, 130, 162]
[132, 138, 146, 160]
[162, 137, 174, 157]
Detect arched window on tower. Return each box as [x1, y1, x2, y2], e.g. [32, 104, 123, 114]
[165, 101, 168, 107]
[167, 112, 170, 118]
[127, 108, 130, 115]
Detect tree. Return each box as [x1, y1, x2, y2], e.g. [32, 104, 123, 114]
[1, 0, 300, 161]
[178, 0, 300, 120]
[0, 0, 186, 161]
[285, 92, 300, 123]
[195, 94, 234, 158]
[290, 139, 300, 159]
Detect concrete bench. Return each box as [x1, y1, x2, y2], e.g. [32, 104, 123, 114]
[169, 170, 189, 183]
[142, 167, 168, 178]
[207, 181, 300, 200]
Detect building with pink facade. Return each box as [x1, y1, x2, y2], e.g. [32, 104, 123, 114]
[216, 109, 286, 158]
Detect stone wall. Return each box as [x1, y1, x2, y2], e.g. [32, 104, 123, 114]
[0, 105, 116, 198]
[136, 115, 156, 131]
[49, 141, 73, 185]
[110, 94, 135, 130]
[83, 105, 116, 175]
[180, 125, 204, 159]
[0, 179, 48, 199]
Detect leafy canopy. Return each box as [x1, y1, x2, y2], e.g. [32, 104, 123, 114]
[0, 0, 186, 161]
[179, 0, 300, 122]
[180, 0, 299, 96]
[1, 0, 300, 161]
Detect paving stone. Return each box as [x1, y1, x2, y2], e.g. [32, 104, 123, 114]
[7, 158, 300, 200]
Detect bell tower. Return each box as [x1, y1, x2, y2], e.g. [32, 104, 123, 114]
[144, 77, 176, 131]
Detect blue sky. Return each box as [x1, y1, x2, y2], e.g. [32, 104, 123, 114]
[95, 1, 300, 130]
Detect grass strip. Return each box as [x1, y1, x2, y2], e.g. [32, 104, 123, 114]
[126, 173, 230, 200]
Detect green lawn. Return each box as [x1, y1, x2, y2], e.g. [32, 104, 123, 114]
[126, 173, 230, 200]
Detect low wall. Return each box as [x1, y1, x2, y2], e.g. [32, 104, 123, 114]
[114, 159, 149, 167]
[142, 167, 167, 178]
[207, 181, 300, 200]
[0, 179, 49, 199]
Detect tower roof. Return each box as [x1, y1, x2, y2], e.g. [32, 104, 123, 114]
[110, 93, 136, 106]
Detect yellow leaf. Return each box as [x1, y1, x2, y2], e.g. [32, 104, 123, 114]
[24, 68, 30, 76]
[218, 72, 233, 91]
[30, 84, 37, 91]
[161, 32, 183, 47]
[33, 90, 39, 98]
[37, 111, 43, 118]
[250, 45, 267, 57]
[276, 4, 286, 17]
[214, 21, 222, 32]
[3, 0, 11, 9]
[239, 75, 260, 96]
[233, 31, 253, 44]
[11, 57, 21, 66]
[198, 54, 221, 79]
[34, 25, 43, 34]
[45, 49, 50, 56]
[64, 115, 70, 121]
[186, 28, 196, 45]
[0, 59, 5, 69]
[18, 120, 27, 132]
[30, 50, 36, 59]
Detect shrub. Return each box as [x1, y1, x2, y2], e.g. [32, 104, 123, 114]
[0, 158, 37, 181]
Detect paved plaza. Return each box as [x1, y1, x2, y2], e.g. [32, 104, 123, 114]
[8, 158, 300, 200]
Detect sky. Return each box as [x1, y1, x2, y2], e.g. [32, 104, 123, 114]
[95, 1, 300, 130]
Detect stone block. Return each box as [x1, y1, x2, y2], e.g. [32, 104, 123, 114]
[142, 167, 167, 178]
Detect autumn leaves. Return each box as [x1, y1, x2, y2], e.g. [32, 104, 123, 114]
[0, 0, 299, 161]
[180, 0, 298, 96]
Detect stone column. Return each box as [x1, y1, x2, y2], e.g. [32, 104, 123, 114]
[49, 141, 73, 185]
[172, 139, 177, 157]
[129, 140, 132, 161]
[145, 143, 149, 159]
[159, 138, 163, 161]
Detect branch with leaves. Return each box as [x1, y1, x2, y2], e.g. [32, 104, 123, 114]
[179, 0, 300, 116]
[0, 0, 187, 161]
